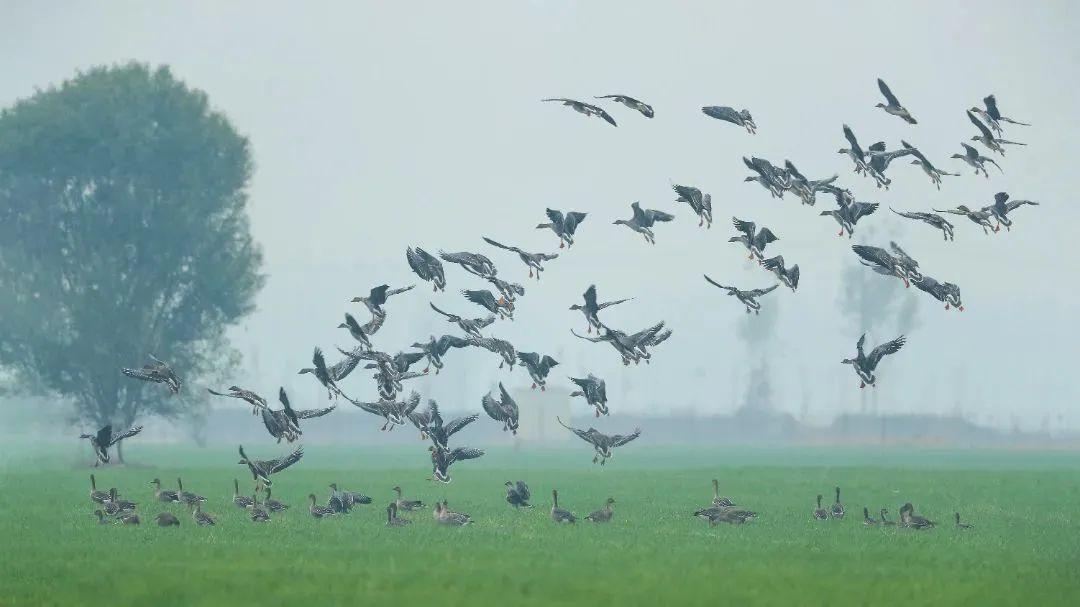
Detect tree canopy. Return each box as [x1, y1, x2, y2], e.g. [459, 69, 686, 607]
[0, 63, 264, 437]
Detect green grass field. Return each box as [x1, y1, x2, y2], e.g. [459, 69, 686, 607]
[3, 445, 1079, 606]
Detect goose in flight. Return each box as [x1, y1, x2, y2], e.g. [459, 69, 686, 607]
[933, 205, 997, 235]
[411, 334, 473, 374]
[486, 275, 525, 303]
[505, 481, 532, 509]
[347, 391, 421, 432]
[429, 445, 485, 484]
[842, 334, 906, 388]
[462, 288, 514, 320]
[888, 241, 923, 284]
[742, 156, 789, 199]
[557, 417, 641, 465]
[901, 140, 960, 189]
[951, 142, 1002, 178]
[542, 98, 617, 126]
[439, 250, 497, 279]
[967, 110, 1025, 156]
[429, 302, 495, 339]
[358, 350, 427, 377]
[482, 237, 558, 280]
[517, 351, 559, 391]
[702, 105, 756, 133]
[595, 94, 654, 118]
[207, 385, 268, 415]
[987, 191, 1039, 232]
[259, 387, 302, 443]
[570, 284, 632, 334]
[238, 444, 303, 487]
[970, 94, 1030, 135]
[838, 124, 878, 182]
[672, 183, 713, 228]
[891, 208, 955, 241]
[406, 246, 446, 292]
[468, 334, 518, 370]
[864, 141, 914, 189]
[571, 326, 640, 366]
[613, 202, 675, 244]
[820, 197, 878, 238]
[338, 313, 375, 349]
[420, 401, 479, 451]
[299, 347, 347, 399]
[851, 244, 916, 288]
[481, 382, 520, 434]
[703, 276, 778, 315]
[874, 78, 917, 124]
[761, 256, 800, 292]
[80, 424, 143, 467]
[350, 284, 415, 316]
[121, 354, 181, 395]
[729, 217, 778, 261]
[782, 160, 837, 206]
[570, 374, 609, 417]
[536, 208, 587, 249]
[913, 275, 963, 311]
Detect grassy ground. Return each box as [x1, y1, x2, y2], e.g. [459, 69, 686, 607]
[2, 444, 1079, 606]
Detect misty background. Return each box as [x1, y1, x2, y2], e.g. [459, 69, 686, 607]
[1, 1, 1077, 443]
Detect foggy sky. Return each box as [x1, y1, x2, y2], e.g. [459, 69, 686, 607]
[2, 1, 1077, 430]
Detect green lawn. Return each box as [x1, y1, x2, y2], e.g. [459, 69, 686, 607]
[3, 445, 1079, 606]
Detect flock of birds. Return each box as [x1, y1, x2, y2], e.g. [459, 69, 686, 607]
[83, 79, 1035, 529]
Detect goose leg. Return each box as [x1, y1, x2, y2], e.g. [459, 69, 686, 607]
[531, 382, 537, 390]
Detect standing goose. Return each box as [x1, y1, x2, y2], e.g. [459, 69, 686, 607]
[831, 487, 846, 519]
[263, 487, 289, 513]
[248, 494, 270, 523]
[392, 486, 425, 511]
[729, 217, 778, 261]
[93, 510, 111, 525]
[428, 446, 485, 484]
[233, 479, 254, 509]
[116, 512, 141, 525]
[386, 503, 411, 527]
[541, 98, 617, 126]
[486, 275, 525, 303]
[351, 284, 415, 316]
[613, 202, 675, 245]
[121, 354, 182, 395]
[569, 374, 609, 417]
[863, 507, 878, 526]
[80, 424, 143, 467]
[103, 487, 137, 515]
[874, 78, 917, 124]
[586, 498, 616, 523]
[154, 512, 180, 527]
[411, 334, 473, 374]
[191, 503, 216, 526]
[971, 94, 1031, 135]
[557, 417, 641, 465]
[813, 494, 829, 520]
[711, 479, 734, 509]
[481, 382, 520, 434]
[435, 500, 474, 526]
[517, 352, 559, 390]
[429, 303, 495, 339]
[406, 246, 447, 292]
[761, 256, 800, 292]
[150, 478, 179, 503]
[462, 288, 514, 320]
[951, 142, 1002, 178]
[913, 275, 964, 311]
[842, 334, 906, 389]
[176, 478, 206, 506]
[703, 276, 778, 315]
[879, 508, 896, 527]
[468, 335, 518, 370]
[899, 502, 935, 529]
[89, 474, 109, 504]
[439, 250, 497, 279]
[550, 489, 578, 524]
[955, 512, 973, 530]
[238, 444, 304, 487]
[537, 208, 587, 249]
[672, 183, 713, 228]
[902, 140, 960, 189]
[595, 94, 654, 118]
[482, 237, 558, 280]
[701, 105, 756, 133]
[967, 110, 1025, 156]
[569, 284, 632, 334]
[505, 481, 532, 509]
[308, 494, 335, 519]
[987, 191, 1039, 232]
[207, 386, 268, 415]
[891, 208, 956, 241]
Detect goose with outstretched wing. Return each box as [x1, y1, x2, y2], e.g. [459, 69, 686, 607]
[842, 334, 906, 388]
[557, 417, 641, 465]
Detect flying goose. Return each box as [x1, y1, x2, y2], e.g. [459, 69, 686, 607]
[537, 208, 587, 249]
[913, 275, 964, 311]
[517, 352, 559, 390]
[429, 303, 495, 339]
[542, 98, 617, 126]
[411, 334, 472, 374]
[813, 494, 829, 520]
[839, 124, 871, 175]
[570, 374, 609, 417]
[481, 382, 520, 434]
[435, 500, 473, 526]
[424, 404, 480, 451]
[842, 334, 906, 389]
[121, 354, 181, 395]
[967, 110, 1025, 156]
[557, 417, 641, 465]
[901, 140, 960, 189]
[348, 391, 421, 432]
[154, 512, 180, 527]
[971, 94, 1030, 135]
[550, 489, 578, 524]
[899, 502, 935, 529]
[891, 208, 955, 241]
[572, 321, 668, 366]
[428, 445, 485, 484]
[175, 478, 206, 506]
[987, 191, 1038, 231]
[729, 217, 778, 261]
[889, 241, 923, 283]
[852, 244, 914, 287]
[233, 479, 254, 509]
[406, 246, 446, 292]
[439, 250, 497, 279]
[338, 313, 375, 349]
[386, 503, 410, 527]
[933, 205, 997, 234]
[701, 105, 756, 133]
[596, 94, 654, 118]
[586, 498, 616, 523]
[613, 202, 675, 244]
[207, 385, 268, 415]
[570, 284, 632, 334]
[486, 275, 525, 303]
[802, 174, 843, 206]
[359, 349, 427, 377]
[482, 237, 558, 280]
[742, 156, 789, 198]
[256, 387, 302, 444]
[761, 256, 800, 292]
[462, 288, 514, 320]
[831, 487, 846, 519]
[299, 347, 360, 394]
[150, 478, 179, 503]
[88, 474, 109, 504]
[238, 444, 303, 487]
[874, 78, 917, 124]
[864, 142, 914, 188]
[468, 335, 518, 370]
[571, 326, 642, 366]
[392, 486, 424, 511]
[703, 276, 778, 315]
[672, 183, 713, 228]
[951, 142, 1002, 178]
[80, 424, 143, 467]
[505, 481, 532, 508]
[350, 284, 415, 316]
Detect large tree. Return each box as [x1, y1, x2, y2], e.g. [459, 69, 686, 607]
[0, 63, 263, 454]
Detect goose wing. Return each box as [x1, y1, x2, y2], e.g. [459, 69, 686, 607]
[762, 255, 786, 272]
[611, 427, 642, 448]
[754, 227, 778, 248]
[570, 329, 604, 343]
[406, 247, 437, 280]
[448, 447, 485, 464]
[278, 388, 300, 428]
[900, 140, 930, 165]
[482, 391, 509, 421]
[482, 236, 522, 254]
[1005, 199, 1039, 212]
[967, 110, 993, 139]
[644, 208, 675, 224]
[703, 274, 734, 292]
[877, 78, 900, 106]
[747, 284, 778, 298]
[852, 245, 894, 269]
[848, 202, 879, 222]
[295, 404, 336, 420]
[563, 211, 587, 233]
[429, 302, 458, 321]
[108, 425, 143, 445]
[867, 336, 906, 370]
[597, 297, 631, 310]
[445, 414, 480, 437]
[582, 284, 598, 310]
[891, 207, 928, 221]
[983, 94, 1001, 121]
[960, 142, 980, 159]
[435, 334, 472, 355]
[516, 481, 531, 501]
[557, 416, 597, 445]
[731, 217, 756, 239]
[267, 446, 304, 473]
[463, 289, 496, 309]
[538, 355, 559, 374]
[843, 124, 864, 157]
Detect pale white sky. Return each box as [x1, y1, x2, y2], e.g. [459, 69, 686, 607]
[2, 1, 1077, 430]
